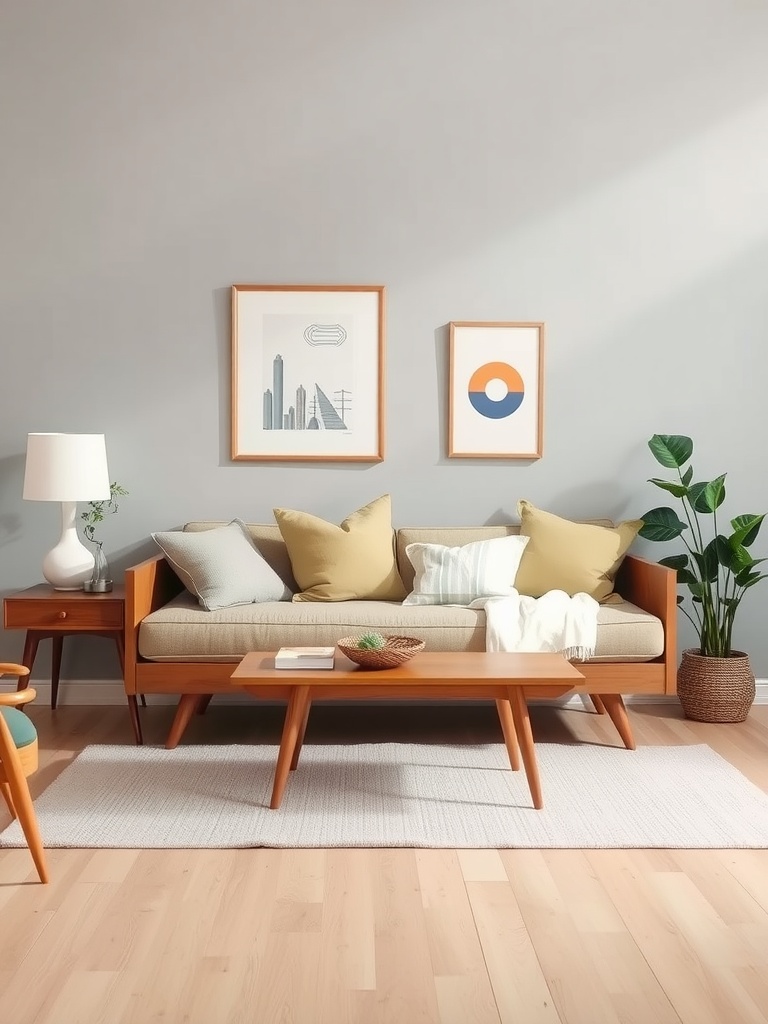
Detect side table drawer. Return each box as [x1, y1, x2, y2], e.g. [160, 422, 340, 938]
[4, 599, 124, 630]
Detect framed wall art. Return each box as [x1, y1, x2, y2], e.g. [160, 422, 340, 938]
[448, 321, 544, 459]
[231, 284, 385, 461]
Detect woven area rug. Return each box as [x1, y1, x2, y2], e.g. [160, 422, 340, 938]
[3, 742, 768, 849]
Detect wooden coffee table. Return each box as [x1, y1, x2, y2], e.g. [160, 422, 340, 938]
[227, 650, 587, 811]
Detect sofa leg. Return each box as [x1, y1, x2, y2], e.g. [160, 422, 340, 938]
[600, 694, 636, 750]
[195, 695, 212, 715]
[166, 694, 200, 749]
[590, 694, 607, 714]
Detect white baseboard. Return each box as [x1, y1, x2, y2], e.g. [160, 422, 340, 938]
[15, 678, 768, 707]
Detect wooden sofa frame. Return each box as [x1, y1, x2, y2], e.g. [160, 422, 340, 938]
[123, 552, 677, 745]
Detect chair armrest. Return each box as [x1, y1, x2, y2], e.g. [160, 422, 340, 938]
[0, 686, 37, 707]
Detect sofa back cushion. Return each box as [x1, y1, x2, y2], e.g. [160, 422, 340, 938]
[274, 494, 406, 603]
[184, 521, 298, 592]
[396, 526, 521, 593]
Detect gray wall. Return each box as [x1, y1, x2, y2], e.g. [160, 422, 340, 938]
[2, 0, 767, 680]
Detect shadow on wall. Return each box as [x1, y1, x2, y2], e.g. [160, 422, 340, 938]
[0, 453, 25, 549]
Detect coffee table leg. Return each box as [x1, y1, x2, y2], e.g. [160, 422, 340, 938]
[495, 699, 521, 771]
[290, 701, 311, 771]
[271, 686, 311, 809]
[507, 687, 543, 810]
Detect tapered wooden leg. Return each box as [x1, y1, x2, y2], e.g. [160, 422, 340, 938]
[600, 694, 636, 750]
[290, 702, 312, 771]
[3, 746, 48, 884]
[590, 694, 607, 714]
[507, 686, 543, 810]
[495, 699, 521, 771]
[50, 636, 64, 710]
[126, 695, 143, 745]
[195, 695, 213, 715]
[0, 780, 15, 818]
[271, 687, 311, 809]
[165, 695, 199, 749]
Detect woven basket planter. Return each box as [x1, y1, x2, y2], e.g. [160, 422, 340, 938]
[677, 649, 755, 723]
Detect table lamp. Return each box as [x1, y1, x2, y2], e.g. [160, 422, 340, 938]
[22, 433, 111, 590]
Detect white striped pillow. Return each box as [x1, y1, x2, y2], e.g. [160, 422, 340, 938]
[402, 535, 530, 606]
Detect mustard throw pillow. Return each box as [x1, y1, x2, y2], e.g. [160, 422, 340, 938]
[273, 494, 406, 602]
[515, 499, 642, 603]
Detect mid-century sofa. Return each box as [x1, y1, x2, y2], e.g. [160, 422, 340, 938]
[123, 521, 677, 745]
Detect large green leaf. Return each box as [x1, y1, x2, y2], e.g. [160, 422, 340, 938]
[682, 465, 694, 487]
[688, 476, 726, 513]
[688, 581, 705, 598]
[741, 573, 768, 590]
[658, 554, 689, 570]
[715, 535, 752, 573]
[638, 507, 688, 542]
[648, 434, 693, 469]
[730, 514, 765, 548]
[648, 478, 689, 497]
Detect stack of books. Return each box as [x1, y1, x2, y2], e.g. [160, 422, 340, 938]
[274, 646, 336, 670]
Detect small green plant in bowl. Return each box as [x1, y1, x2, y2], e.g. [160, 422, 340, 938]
[355, 632, 386, 650]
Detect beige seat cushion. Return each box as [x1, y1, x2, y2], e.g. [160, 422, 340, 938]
[515, 500, 642, 603]
[138, 595, 663, 664]
[274, 494, 406, 603]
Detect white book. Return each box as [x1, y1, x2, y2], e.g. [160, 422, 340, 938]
[274, 646, 336, 670]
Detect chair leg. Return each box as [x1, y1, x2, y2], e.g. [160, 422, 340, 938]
[5, 762, 49, 883]
[0, 780, 16, 818]
[590, 694, 607, 714]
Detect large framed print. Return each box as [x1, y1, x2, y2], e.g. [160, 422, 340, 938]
[449, 321, 544, 459]
[231, 284, 385, 461]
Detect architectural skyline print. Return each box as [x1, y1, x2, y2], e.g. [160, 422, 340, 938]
[262, 322, 354, 431]
[231, 284, 384, 462]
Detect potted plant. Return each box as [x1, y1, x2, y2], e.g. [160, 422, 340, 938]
[639, 434, 765, 721]
[80, 482, 128, 593]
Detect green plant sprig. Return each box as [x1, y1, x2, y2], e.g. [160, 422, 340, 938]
[81, 482, 128, 545]
[640, 435, 766, 658]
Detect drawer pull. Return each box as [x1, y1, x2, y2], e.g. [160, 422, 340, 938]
[58, 611, 67, 620]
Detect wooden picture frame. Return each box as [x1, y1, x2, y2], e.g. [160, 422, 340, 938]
[448, 321, 544, 459]
[231, 284, 385, 461]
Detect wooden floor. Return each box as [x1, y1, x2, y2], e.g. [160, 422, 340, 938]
[1, 699, 768, 1024]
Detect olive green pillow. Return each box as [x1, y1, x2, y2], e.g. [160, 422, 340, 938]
[515, 499, 642, 603]
[274, 494, 407, 603]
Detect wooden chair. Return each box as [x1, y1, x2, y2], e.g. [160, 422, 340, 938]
[0, 663, 49, 883]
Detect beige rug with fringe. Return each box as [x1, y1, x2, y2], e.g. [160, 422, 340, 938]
[2, 741, 768, 849]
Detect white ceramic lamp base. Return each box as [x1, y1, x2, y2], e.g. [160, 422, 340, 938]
[41, 501, 95, 590]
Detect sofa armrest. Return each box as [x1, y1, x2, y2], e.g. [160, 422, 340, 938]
[616, 554, 678, 691]
[124, 554, 184, 694]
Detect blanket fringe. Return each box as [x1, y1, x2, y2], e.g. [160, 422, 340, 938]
[563, 645, 595, 662]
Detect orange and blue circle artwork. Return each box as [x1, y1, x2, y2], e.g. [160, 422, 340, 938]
[467, 361, 525, 419]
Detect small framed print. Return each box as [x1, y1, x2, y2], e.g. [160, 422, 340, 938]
[448, 321, 544, 459]
[231, 284, 385, 461]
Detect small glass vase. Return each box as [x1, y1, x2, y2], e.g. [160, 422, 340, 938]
[83, 542, 113, 593]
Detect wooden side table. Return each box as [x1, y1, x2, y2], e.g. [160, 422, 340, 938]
[3, 584, 144, 744]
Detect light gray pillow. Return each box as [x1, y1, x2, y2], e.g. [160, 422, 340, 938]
[403, 534, 530, 606]
[152, 519, 292, 610]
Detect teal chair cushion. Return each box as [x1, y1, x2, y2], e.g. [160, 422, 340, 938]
[0, 706, 37, 748]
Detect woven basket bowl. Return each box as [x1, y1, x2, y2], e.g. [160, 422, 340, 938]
[337, 635, 425, 670]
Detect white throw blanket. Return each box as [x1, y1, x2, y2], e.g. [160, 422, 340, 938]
[470, 590, 599, 661]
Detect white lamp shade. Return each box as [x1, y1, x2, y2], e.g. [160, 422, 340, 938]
[23, 433, 111, 502]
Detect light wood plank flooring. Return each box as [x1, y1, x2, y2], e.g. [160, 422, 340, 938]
[1, 700, 767, 1024]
